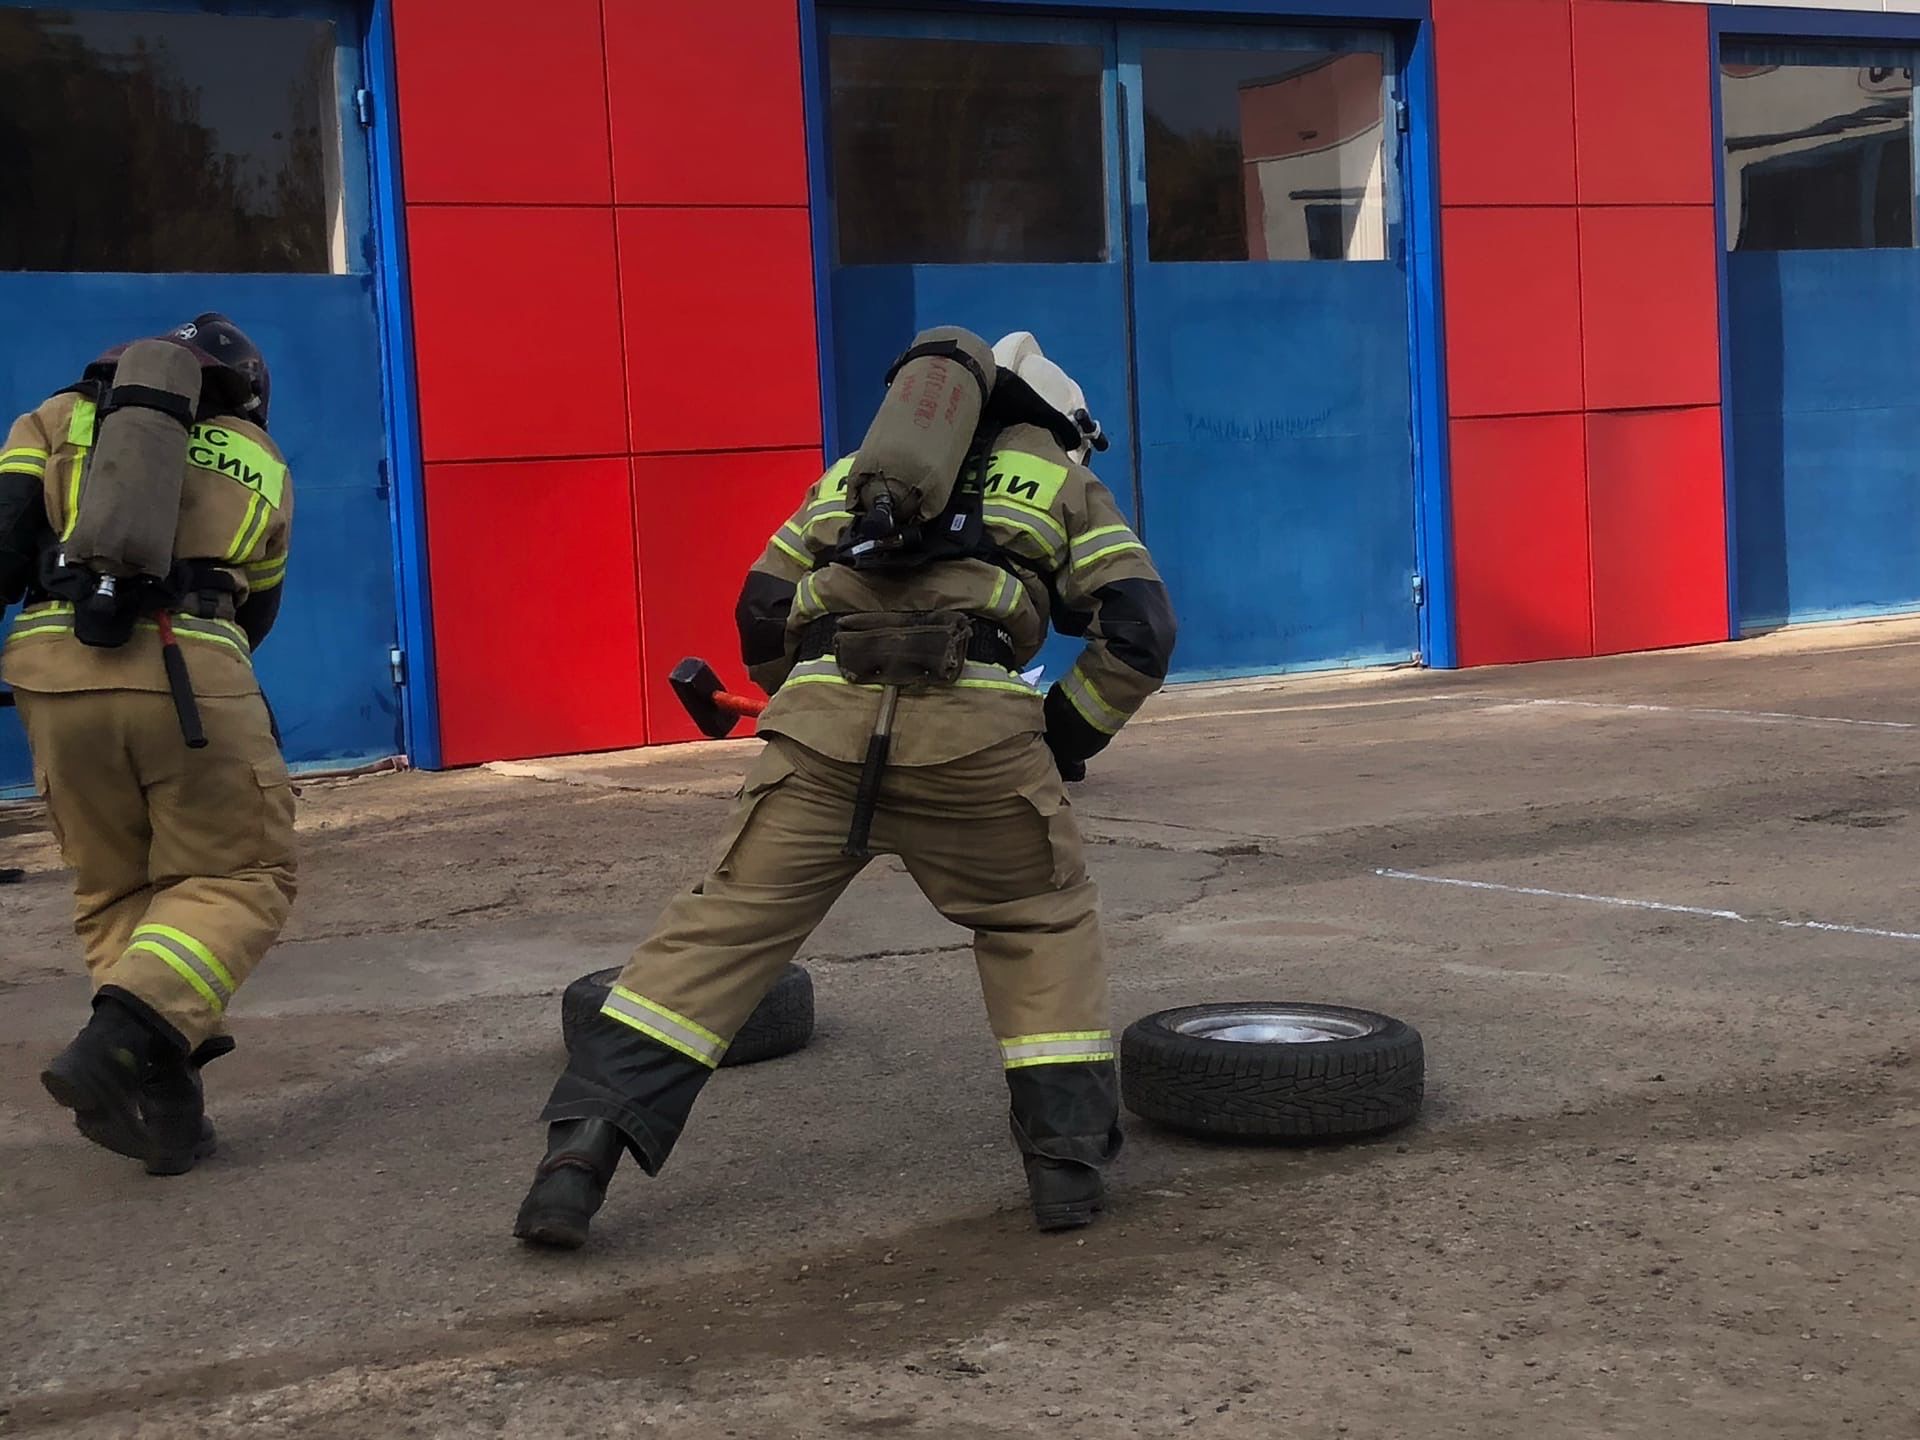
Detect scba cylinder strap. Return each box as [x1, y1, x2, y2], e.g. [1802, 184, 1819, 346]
[883, 337, 993, 406]
[102, 384, 196, 428]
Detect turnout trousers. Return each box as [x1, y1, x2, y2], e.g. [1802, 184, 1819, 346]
[17, 688, 298, 1054]
[542, 733, 1122, 1177]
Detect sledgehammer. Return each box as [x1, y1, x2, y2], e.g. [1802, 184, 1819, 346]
[669, 657, 764, 739]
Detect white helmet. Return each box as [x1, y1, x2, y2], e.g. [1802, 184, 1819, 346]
[992, 332, 1104, 464]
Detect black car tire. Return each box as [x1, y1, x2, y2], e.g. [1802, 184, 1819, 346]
[1121, 1003, 1423, 1140]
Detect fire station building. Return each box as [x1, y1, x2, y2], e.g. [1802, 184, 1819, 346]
[2, 0, 1916, 786]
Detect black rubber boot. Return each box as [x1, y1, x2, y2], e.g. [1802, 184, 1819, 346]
[74, 1037, 223, 1171]
[42, 996, 160, 1160]
[1025, 1156, 1106, 1231]
[513, 1119, 624, 1250]
[143, 1057, 217, 1176]
[1007, 1061, 1123, 1234]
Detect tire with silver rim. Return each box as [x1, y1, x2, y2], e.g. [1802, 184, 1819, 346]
[1121, 1002, 1423, 1140]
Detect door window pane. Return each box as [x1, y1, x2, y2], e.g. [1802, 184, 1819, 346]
[1142, 45, 1390, 262]
[829, 35, 1107, 265]
[0, 9, 349, 274]
[1722, 47, 1915, 252]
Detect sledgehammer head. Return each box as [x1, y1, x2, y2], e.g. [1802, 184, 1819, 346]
[670, 658, 737, 738]
[670, 657, 766, 739]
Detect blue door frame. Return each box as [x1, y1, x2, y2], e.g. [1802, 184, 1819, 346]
[0, 0, 439, 786]
[1709, 6, 1920, 638]
[799, 0, 1456, 670]
[367, 0, 439, 769]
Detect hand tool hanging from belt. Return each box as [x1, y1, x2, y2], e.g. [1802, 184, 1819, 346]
[811, 611, 1009, 858]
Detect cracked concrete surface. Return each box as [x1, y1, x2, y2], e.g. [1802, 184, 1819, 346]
[4, 618, 1920, 1437]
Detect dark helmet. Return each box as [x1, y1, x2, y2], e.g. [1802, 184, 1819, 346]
[170, 313, 271, 425]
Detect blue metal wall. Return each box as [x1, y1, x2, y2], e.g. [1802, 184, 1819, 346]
[0, 276, 404, 783]
[819, 6, 1437, 683]
[1717, 8, 1920, 633]
[1728, 249, 1920, 628]
[0, 0, 428, 791]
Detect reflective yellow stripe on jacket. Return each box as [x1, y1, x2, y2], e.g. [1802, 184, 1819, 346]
[243, 553, 288, 593]
[779, 656, 1038, 697]
[0, 446, 47, 478]
[3, 601, 251, 657]
[1059, 664, 1127, 735]
[1070, 523, 1147, 574]
[59, 398, 97, 540]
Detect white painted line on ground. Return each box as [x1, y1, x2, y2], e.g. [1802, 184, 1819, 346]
[1780, 919, 1920, 943]
[1145, 692, 1916, 733]
[1139, 694, 1478, 726]
[1376, 869, 1748, 921]
[1483, 697, 1917, 732]
[1377, 868, 1920, 944]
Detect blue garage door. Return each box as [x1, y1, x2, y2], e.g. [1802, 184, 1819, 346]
[1724, 45, 1920, 629]
[821, 10, 1421, 680]
[0, 1, 402, 789]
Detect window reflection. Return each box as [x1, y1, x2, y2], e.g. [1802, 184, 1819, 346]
[829, 36, 1107, 266]
[0, 9, 347, 274]
[1143, 46, 1390, 262]
[1722, 49, 1915, 252]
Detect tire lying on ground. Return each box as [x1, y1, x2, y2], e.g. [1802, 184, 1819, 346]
[1121, 1003, 1423, 1140]
[560, 963, 816, 1068]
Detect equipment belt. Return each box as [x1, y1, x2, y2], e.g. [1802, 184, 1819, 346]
[796, 615, 1017, 672]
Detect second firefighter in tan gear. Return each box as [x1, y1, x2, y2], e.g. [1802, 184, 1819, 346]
[517, 330, 1176, 1248]
[0, 314, 295, 1174]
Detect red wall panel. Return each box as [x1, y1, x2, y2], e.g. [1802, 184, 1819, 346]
[408, 207, 629, 462]
[392, 0, 611, 206]
[1432, 0, 1577, 207]
[634, 448, 824, 744]
[1587, 408, 1728, 654]
[1572, 1, 1713, 206]
[1441, 207, 1584, 417]
[427, 459, 644, 764]
[618, 208, 822, 454]
[605, 0, 809, 207]
[1450, 414, 1594, 664]
[1579, 206, 1721, 411]
[1432, 0, 1728, 672]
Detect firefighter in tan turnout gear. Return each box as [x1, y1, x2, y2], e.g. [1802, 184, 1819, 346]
[515, 328, 1176, 1249]
[0, 314, 295, 1176]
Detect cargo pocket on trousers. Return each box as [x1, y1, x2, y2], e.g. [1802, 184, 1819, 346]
[250, 753, 298, 869]
[32, 759, 68, 856]
[1016, 772, 1088, 890]
[709, 744, 800, 880]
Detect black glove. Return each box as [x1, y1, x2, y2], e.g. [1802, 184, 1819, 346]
[1046, 736, 1087, 784]
[1043, 683, 1104, 784]
[0, 472, 48, 606]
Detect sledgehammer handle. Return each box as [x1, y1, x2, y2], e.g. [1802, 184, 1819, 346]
[154, 612, 208, 749]
[842, 685, 899, 859]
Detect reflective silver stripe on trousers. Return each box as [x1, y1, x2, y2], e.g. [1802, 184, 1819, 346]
[1000, 1035, 1115, 1067]
[600, 986, 726, 1067]
[129, 929, 235, 1009]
